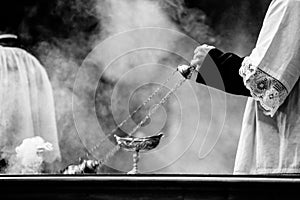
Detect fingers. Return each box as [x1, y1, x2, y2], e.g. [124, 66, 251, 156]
[191, 52, 205, 68]
[177, 64, 192, 79]
[191, 44, 215, 68]
[177, 44, 215, 79]
[190, 59, 200, 67]
[194, 44, 215, 54]
[177, 64, 190, 73]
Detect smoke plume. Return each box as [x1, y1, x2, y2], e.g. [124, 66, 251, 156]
[7, 136, 53, 174]
[1, 0, 271, 174]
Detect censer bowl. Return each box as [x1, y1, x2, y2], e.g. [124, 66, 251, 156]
[114, 133, 164, 152]
[114, 133, 164, 174]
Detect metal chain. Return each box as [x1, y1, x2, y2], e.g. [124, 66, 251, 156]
[97, 76, 188, 166]
[87, 70, 178, 158]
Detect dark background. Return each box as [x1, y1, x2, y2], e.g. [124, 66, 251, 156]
[0, 0, 271, 55]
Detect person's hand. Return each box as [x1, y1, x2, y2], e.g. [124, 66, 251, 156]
[177, 64, 193, 79]
[177, 44, 215, 79]
[190, 44, 215, 69]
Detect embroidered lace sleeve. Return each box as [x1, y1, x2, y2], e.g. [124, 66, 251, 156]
[239, 57, 288, 117]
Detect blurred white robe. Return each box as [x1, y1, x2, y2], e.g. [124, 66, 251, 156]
[235, 0, 300, 174]
[0, 45, 61, 163]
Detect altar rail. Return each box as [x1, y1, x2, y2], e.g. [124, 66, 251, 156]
[1, 175, 300, 199]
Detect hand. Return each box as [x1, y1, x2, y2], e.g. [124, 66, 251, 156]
[177, 64, 193, 79]
[177, 44, 215, 79]
[191, 44, 215, 70]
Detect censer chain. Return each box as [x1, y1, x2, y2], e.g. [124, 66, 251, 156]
[98, 76, 188, 165]
[87, 70, 177, 157]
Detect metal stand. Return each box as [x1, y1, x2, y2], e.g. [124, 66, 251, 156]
[127, 151, 140, 174]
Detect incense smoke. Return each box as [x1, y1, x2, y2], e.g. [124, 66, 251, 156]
[7, 137, 53, 174]
[1, 0, 270, 174]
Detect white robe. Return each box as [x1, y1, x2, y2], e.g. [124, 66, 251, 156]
[0, 45, 61, 163]
[235, 0, 300, 174]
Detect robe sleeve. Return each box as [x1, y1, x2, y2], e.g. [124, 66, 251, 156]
[195, 48, 251, 97]
[239, 0, 300, 117]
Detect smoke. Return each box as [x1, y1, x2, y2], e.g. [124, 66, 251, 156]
[21, 0, 103, 169]
[87, 0, 241, 173]
[97, 0, 176, 34]
[7, 136, 53, 174]
[28, 0, 184, 171]
[1, 0, 270, 174]
[73, 0, 184, 171]
[92, 0, 179, 80]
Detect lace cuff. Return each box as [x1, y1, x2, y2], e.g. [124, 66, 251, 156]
[239, 57, 288, 117]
